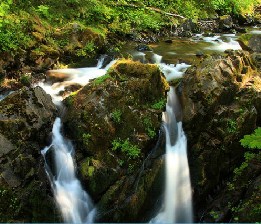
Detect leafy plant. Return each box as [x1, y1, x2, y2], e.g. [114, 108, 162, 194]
[76, 41, 96, 57]
[240, 127, 261, 149]
[143, 117, 156, 138]
[111, 109, 122, 123]
[35, 5, 50, 18]
[82, 133, 92, 146]
[20, 73, 31, 86]
[112, 138, 141, 159]
[151, 98, 166, 110]
[227, 119, 237, 133]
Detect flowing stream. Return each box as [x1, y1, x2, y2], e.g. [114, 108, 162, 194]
[42, 118, 95, 223]
[37, 29, 260, 223]
[40, 58, 116, 223]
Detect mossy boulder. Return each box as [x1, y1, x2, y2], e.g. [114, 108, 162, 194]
[238, 34, 261, 53]
[180, 50, 261, 222]
[63, 59, 169, 222]
[0, 86, 59, 222]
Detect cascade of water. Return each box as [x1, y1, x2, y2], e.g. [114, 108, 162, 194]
[40, 56, 115, 223]
[42, 118, 95, 223]
[150, 87, 193, 223]
[35, 57, 116, 105]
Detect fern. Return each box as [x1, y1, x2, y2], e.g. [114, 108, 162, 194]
[240, 127, 261, 149]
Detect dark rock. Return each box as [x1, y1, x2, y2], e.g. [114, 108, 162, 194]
[180, 50, 260, 222]
[219, 15, 234, 31]
[0, 86, 59, 222]
[63, 59, 169, 222]
[0, 133, 15, 157]
[164, 39, 173, 43]
[238, 34, 261, 53]
[196, 51, 204, 57]
[136, 44, 153, 51]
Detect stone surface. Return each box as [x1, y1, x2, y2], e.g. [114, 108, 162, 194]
[179, 50, 261, 222]
[0, 86, 59, 222]
[63, 59, 169, 222]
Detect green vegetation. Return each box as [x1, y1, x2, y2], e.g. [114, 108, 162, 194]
[143, 117, 156, 138]
[93, 74, 112, 85]
[82, 133, 92, 146]
[0, 0, 259, 59]
[151, 98, 166, 110]
[112, 138, 141, 159]
[240, 127, 261, 149]
[111, 109, 122, 124]
[20, 74, 32, 86]
[227, 119, 237, 133]
[233, 128, 261, 178]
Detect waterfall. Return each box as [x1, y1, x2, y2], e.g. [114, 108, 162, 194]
[151, 87, 193, 223]
[42, 118, 95, 223]
[39, 56, 115, 223]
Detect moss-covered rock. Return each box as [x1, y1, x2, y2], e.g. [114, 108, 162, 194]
[0, 86, 59, 222]
[238, 34, 261, 53]
[180, 50, 261, 222]
[63, 59, 169, 222]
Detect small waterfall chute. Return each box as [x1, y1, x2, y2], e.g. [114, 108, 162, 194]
[150, 87, 193, 223]
[42, 118, 95, 223]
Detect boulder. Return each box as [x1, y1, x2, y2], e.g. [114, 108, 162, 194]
[0, 86, 59, 222]
[63, 59, 169, 222]
[179, 50, 261, 222]
[238, 34, 261, 53]
[219, 15, 234, 31]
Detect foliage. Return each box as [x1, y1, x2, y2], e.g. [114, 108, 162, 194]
[35, 5, 50, 18]
[233, 128, 261, 179]
[76, 41, 96, 57]
[227, 119, 237, 133]
[20, 74, 32, 86]
[151, 98, 166, 110]
[82, 133, 92, 146]
[111, 109, 122, 123]
[240, 127, 261, 149]
[143, 117, 156, 138]
[112, 138, 141, 159]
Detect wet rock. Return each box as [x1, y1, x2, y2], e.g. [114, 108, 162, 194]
[63, 59, 169, 222]
[164, 39, 173, 43]
[180, 19, 201, 34]
[0, 86, 59, 222]
[180, 50, 260, 222]
[0, 134, 15, 157]
[136, 44, 153, 51]
[238, 34, 261, 53]
[219, 15, 234, 31]
[195, 51, 204, 57]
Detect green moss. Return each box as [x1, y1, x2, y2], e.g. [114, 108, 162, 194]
[112, 138, 141, 159]
[93, 74, 112, 85]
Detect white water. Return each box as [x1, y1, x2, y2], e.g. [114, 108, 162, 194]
[42, 118, 95, 223]
[159, 63, 191, 82]
[40, 57, 116, 223]
[151, 87, 193, 223]
[35, 58, 116, 105]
